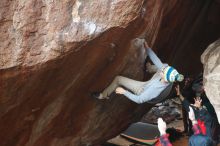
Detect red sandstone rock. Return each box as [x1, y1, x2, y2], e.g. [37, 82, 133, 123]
[1, 0, 220, 146]
[0, 0, 159, 145]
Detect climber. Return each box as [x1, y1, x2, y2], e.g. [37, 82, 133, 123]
[92, 40, 184, 103]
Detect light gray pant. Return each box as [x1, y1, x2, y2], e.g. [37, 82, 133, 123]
[102, 76, 146, 97]
[102, 63, 159, 97]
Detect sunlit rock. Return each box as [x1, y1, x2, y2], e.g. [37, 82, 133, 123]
[201, 39, 220, 123]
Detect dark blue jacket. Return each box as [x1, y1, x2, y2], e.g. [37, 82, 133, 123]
[189, 134, 213, 146]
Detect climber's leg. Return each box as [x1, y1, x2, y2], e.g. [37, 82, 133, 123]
[93, 76, 145, 99]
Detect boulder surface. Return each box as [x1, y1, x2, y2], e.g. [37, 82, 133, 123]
[1, 0, 220, 146]
[202, 39, 220, 123]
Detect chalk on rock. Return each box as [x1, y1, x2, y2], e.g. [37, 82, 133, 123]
[110, 43, 116, 48]
[132, 38, 145, 48]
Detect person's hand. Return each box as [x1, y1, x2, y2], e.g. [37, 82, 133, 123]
[175, 84, 180, 96]
[157, 118, 167, 136]
[144, 41, 150, 49]
[194, 97, 202, 108]
[188, 106, 197, 125]
[115, 87, 126, 94]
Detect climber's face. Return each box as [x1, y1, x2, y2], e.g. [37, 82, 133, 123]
[160, 72, 165, 81]
[160, 72, 164, 78]
[160, 68, 166, 80]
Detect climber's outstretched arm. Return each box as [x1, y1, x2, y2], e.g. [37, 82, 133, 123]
[116, 87, 161, 104]
[144, 41, 164, 70]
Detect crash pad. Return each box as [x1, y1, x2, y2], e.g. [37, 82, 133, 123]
[121, 122, 160, 145]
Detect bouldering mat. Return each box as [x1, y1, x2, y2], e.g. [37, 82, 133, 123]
[121, 122, 160, 145]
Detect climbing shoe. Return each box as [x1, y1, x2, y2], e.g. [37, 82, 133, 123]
[91, 92, 109, 99]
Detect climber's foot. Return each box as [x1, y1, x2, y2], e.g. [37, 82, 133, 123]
[91, 92, 109, 100]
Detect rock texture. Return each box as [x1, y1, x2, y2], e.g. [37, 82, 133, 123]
[0, 0, 145, 68]
[141, 100, 181, 124]
[1, 0, 220, 146]
[0, 0, 167, 146]
[202, 39, 220, 123]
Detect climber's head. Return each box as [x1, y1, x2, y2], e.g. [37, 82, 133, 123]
[161, 66, 184, 83]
